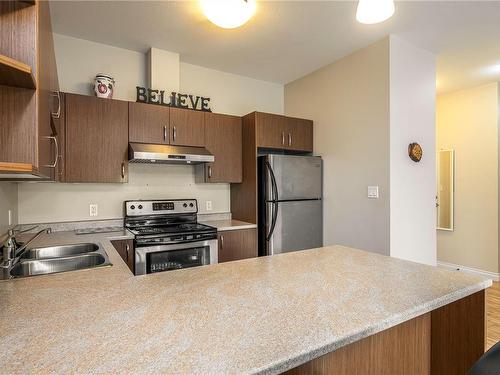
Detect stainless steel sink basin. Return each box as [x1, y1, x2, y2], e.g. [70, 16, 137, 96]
[10, 254, 107, 278]
[21, 243, 99, 260]
[2, 242, 112, 280]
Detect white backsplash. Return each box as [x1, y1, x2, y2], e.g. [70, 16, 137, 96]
[17, 163, 230, 224]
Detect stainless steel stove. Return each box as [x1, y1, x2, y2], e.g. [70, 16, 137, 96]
[125, 199, 218, 275]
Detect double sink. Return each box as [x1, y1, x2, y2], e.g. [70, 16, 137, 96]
[7, 243, 111, 279]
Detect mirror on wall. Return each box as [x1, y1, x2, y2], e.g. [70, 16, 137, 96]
[436, 149, 454, 231]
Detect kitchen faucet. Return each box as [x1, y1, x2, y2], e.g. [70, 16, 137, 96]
[1, 227, 52, 271]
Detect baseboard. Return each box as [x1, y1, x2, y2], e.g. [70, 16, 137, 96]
[437, 261, 500, 282]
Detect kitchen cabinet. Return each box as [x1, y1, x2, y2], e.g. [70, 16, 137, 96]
[285, 117, 313, 152]
[170, 107, 205, 147]
[111, 239, 134, 273]
[255, 112, 313, 152]
[0, 0, 60, 180]
[129, 102, 170, 144]
[217, 228, 257, 263]
[64, 93, 128, 183]
[199, 112, 242, 183]
[256, 112, 287, 149]
[231, 112, 313, 224]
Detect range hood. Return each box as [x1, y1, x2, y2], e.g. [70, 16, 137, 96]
[128, 143, 214, 164]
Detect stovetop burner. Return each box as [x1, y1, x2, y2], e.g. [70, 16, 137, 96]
[130, 223, 215, 237]
[124, 199, 217, 245]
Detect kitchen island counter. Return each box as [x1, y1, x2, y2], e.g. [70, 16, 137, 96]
[0, 231, 491, 374]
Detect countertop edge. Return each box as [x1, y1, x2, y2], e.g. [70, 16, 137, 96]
[256, 278, 492, 375]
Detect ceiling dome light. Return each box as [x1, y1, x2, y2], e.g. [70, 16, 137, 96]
[200, 0, 256, 29]
[356, 0, 395, 24]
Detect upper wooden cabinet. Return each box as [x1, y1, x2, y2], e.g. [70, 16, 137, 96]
[129, 102, 170, 144]
[256, 112, 287, 149]
[285, 117, 313, 152]
[0, 0, 60, 180]
[255, 112, 313, 152]
[170, 107, 205, 147]
[200, 113, 242, 183]
[64, 93, 129, 183]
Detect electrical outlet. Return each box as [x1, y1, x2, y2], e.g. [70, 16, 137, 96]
[8, 210, 12, 226]
[205, 201, 213, 211]
[89, 204, 98, 217]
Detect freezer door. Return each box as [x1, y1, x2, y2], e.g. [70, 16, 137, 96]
[268, 155, 322, 200]
[267, 199, 323, 255]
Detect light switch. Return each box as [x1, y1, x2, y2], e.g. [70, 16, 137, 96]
[367, 186, 379, 199]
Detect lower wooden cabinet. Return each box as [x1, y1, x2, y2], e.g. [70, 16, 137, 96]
[111, 239, 134, 273]
[217, 228, 257, 263]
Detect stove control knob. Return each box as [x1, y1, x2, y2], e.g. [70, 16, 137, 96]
[183, 203, 188, 208]
[189, 203, 194, 208]
[130, 205, 135, 210]
[138, 205, 143, 209]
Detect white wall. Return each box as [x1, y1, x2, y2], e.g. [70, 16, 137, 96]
[0, 182, 17, 234]
[17, 34, 284, 224]
[389, 35, 437, 266]
[285, 38, 391, 255]
[180, 63, 284, 116]
[436, 83, 499, 273]
[54, 34, 146, 101]
[18, 164, 230, 223]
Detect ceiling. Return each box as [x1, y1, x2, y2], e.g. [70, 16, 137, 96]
[50, 1, 500, 94]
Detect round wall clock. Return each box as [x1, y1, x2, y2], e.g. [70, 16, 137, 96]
[408, 143, 423, 162]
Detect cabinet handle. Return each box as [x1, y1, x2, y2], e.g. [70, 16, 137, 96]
[220, 235, 224, 249]
[288, 133, 292, 147]
[172, 125, 177, 142]
[121, 163, 125, 179]
[51, 91, 61, 119]
[125, 243, 129, 262]
[163, 126, 167, 142]
[42, 136, 58, 168]
[281, 132, 285, 146]
[208, 165, 212, 179]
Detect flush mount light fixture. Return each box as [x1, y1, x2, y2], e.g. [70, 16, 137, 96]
[200, 0, 257, 29]
[356, 0, 395, 24]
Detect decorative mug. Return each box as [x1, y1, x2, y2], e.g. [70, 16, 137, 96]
[94, 74, 115, 99]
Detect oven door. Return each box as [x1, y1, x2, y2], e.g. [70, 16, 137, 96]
[135, 239, 218, 275]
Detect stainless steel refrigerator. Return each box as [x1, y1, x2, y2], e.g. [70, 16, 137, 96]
[258, 154, 323, 256]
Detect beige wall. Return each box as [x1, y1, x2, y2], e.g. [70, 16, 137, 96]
[285, 36, 436, 264]
[17, 34, 284, 224]
[0, 182, 17, 235]
[285, 38, 391, 255]
[437, 83, 499, 273]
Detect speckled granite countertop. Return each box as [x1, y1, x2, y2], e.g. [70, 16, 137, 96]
[0, 231, 491, 375]
[200, 219, 257, 231]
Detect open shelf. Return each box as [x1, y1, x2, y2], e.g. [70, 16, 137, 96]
[0, 162, 45, 180]
[0, 54, 36, 89]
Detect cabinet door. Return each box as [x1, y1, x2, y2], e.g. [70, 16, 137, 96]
[65, 94, 128, 183]
[111, 239, 134, 273]
[218, 228, 257, 263]
[256, 112, 287, 149]
[129, 102, 169, 144]
[169, 107, 205, 147]
[285, 117, 313, 152]
[203, 113, 242, 183]
[36, 0, 60, 180]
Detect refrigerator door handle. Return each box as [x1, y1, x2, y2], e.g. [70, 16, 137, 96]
[265, 161, 279, 241]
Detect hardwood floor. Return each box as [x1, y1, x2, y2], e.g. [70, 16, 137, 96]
[487, 282, 500, 349]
